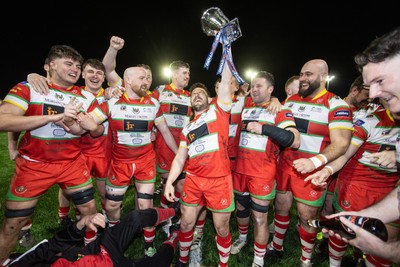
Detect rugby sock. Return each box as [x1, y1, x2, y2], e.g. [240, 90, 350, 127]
[178, 229, 194, 263]
[271, 214, 290, 251]
[328, 235, 348, 266]
[238, 222, 249, 241]
[216, 231, 231, 267]
[58, 206, 70, 221]
[194, 218, 206, 236]
[298, 226, 316, 263]
[143, 228, 156, 248]
[254, 241, 267, 267]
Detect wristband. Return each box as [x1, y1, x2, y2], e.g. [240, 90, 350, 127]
[309, 154, 328, 169]
[323, 165, 334, 176]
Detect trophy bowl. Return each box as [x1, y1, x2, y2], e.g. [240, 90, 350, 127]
[201, 7, 230, 36]
[201, 7, 242, 43]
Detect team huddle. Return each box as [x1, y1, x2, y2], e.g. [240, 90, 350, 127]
[0, 26, 400, 267]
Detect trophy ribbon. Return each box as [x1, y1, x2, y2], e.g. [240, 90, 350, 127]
[203, 26, 245, 84]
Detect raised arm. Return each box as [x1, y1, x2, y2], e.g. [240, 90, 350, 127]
[102, 36, 125, 86]
[217, 62, 233, 109]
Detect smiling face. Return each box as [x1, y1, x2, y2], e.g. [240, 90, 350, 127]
[49, 57, 82, 87]
[298, 59, 328, 98]
[363, 54, 400, 113]
[124, 67, 150, 98]
[82, 64, 105, 94]
[250, 77, 273, 105]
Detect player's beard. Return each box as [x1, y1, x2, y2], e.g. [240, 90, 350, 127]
[192, 97, 208, 112]
[298, 80, 319, 98]
[133, 86, 148, 97]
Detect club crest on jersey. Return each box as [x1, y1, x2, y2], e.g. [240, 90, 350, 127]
[55, 93, 65, 101]
[298, 106, 306, 112]
[132, 107, 140, 114]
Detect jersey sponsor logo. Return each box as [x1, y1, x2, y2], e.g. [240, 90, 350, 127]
[310, 106, 322, 113]
[294, 117, 310, 134]
[334, 110, 350, 117]
[43, 103, 64, 115]
[195, 142, 205, 152]
[124, 120, 149, 132]
[188, 123, 209, 144]
[240, 137, 249, 146]
[354, 119, 365, 126]
[132, 138, 143, 144]
[53, 128, 66, 136]
[169, 103, 189, 115]
[285, 112, 293, 118]
[175, 119, 184, 127]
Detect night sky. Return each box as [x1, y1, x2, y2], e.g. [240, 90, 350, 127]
[2, 1, 399, 101]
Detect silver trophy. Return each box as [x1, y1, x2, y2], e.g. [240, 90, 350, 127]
[201, 7, 242, 43]
[201, 7, 245, 84]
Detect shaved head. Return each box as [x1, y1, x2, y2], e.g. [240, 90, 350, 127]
[298, 59, 329, 98]
[123, 66, 149, 98]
